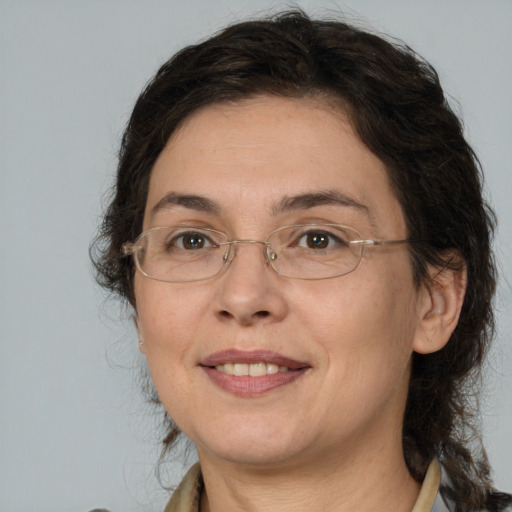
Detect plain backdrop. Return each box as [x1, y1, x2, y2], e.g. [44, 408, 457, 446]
[1, 1, 511, 511]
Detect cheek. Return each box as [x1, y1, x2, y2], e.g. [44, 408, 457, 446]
[294, 257, 419, 373]
[312, 274, 417, 419]
[134, 281, 206, 419]
[135, 277, 207, 363]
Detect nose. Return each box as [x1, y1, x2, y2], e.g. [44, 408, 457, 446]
[212, 240, 288, 326]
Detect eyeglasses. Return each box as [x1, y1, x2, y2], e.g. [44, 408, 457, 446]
[122, 224, 410, 283]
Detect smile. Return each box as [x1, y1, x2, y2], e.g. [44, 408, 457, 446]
[200, 349, 310, 396]
[215, 362, 291, 376]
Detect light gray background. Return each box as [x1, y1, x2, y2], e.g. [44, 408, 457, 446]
[1, 1, 511, 511]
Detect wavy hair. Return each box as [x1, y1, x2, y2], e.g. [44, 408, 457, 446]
[91, 10, 510, 511]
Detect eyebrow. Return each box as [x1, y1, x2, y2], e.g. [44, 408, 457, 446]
[151, 192, 221, 216]
[150, 189, 369, 219]
[272, 190, 369, 216]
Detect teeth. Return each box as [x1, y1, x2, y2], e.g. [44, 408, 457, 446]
[249, 362, 266, 377]
[233, 363, 248, 376]
[223, 363, 234, 375]
[266, 363, 278, 374]
[215, 362, 291, 376]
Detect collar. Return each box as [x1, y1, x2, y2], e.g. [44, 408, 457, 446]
[164, 459, 446, 512]
[412, 459, 450, 512]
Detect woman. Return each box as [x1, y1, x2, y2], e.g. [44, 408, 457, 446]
[92, 10, 511, 512]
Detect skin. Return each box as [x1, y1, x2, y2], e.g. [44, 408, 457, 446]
[134, 96, 465, 512]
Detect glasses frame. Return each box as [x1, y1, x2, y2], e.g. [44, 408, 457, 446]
[122, 224, 411, 283]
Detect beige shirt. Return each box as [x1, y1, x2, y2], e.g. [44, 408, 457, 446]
[164, 459, 446, 512]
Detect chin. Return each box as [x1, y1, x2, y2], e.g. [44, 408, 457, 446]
[193, 422, 311, 468]
[201, 443, 307, 469]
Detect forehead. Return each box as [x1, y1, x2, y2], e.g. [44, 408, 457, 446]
[145, 96, 407, 237]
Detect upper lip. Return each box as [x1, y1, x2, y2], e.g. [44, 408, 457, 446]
[199, 349, 309, 370]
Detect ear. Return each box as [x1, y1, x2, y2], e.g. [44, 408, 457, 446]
[132, 313, 146, 355]
[413, 256, 467, 355]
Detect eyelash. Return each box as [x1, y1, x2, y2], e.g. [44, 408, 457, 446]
[292, 230, 348, 249]
[165, 227, 351, 252]
[167, 231, 218, 251]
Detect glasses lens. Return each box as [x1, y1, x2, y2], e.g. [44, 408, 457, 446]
[134, 226, 229, 282]
[267, 224, 363, 279]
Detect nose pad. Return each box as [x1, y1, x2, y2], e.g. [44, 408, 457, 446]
[222, 246, 233, 263]
[214, 240, 288, 325]
[223, 240, 274, 269]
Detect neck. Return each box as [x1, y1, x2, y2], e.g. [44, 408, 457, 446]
[198, 430, 420, 512]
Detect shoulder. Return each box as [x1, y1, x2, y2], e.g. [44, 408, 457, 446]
[164, 463, 202, 512]
[485, 492, 512, 512]
[440, 490, 512, 512]
[437, 465, 512, 512]
[434, 491, 512, 512]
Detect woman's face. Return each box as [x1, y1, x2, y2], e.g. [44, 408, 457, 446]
[135, 96, 427, 468]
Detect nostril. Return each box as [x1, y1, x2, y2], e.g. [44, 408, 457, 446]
[217, 309, 270, 321]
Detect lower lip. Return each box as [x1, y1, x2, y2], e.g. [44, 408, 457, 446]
[201, 367, 307, 397]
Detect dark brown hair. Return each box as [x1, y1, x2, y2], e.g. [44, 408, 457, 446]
[92, 10, 510, 511]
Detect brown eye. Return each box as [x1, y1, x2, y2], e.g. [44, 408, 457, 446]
[296, 231, 343, 250]
[306, 233, 329, 249]
[175, 232, 210, 250]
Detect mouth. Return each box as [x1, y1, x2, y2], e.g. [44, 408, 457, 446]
[199, 349, 310, 396]
[214, 362, 292, 376]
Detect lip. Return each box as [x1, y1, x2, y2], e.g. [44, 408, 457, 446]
[199, 349, 310, 397]
[200, 349, 308, 369]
